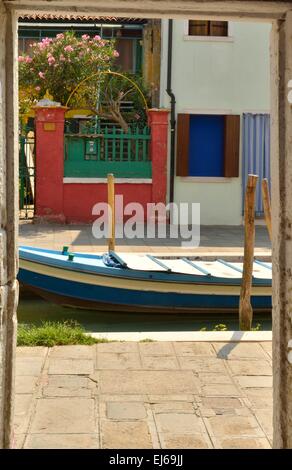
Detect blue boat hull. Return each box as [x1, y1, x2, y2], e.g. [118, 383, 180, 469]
[18, 247, 272, 313]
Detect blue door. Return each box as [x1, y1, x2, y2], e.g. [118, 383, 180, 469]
[188, 114, 225, 177]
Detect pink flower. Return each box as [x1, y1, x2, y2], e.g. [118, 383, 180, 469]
[38, 71, 45, 79]
[64, 45, 74, 52]
[59, 54, 66, 61]
[82, 34, 90, 40]
[56, 33, 64, 40]
[35, 86, 41, 91]
[113, 50, 119, 57]
[48, 56, 56, 65]
[25, 56, 33, 63]
[93, 35, 101, 41]
[18, 56, 25, 62]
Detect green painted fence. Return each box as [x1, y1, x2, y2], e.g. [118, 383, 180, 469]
[64, 124, 151, 178]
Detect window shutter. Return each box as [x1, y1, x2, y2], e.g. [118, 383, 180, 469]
[189, 20, 209, 36]
[224, 115, 240, 177]
[176, 114, 190, 176]
[210, 21, 228, 37]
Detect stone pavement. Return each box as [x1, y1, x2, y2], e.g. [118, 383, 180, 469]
[14, 341, 273, 449]
[19, 221, 271, 257]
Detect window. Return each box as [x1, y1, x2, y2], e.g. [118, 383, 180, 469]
[188, 20, 228, 37]
[176, 114, 240, 178]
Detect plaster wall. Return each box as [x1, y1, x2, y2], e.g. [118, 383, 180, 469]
[160, 19, 271, 225]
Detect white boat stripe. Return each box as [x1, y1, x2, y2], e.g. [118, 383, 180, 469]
[20, 259, 272, 297]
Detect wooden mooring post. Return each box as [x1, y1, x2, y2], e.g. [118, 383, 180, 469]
[239, 174, 258, 330]
[107, 173, 115, 252]
[262, 178, 272, 242]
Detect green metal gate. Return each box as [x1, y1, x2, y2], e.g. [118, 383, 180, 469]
[64, 122, 151, 178]
[19, 125, 35, 220]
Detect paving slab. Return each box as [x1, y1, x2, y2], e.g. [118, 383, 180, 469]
[139, 342, 175, 356]
[212, 342, 267, 360]
[14, 341, 273, 449]
[48, 359, 93, 375]
[199, 397, 244, 409]
[30, 397, 96, 434]
[215, 437, 271, 449]
[226, 360, 272, 376]
[24, 434, 99, 449]
[16, 357, 45, 376]
[173, 342, 216, 357]
[97, 342, 138, 353]
[253, 409, 273, 439]
[14, 394, 34, 435]
[141, 355, 179, 370]
[99, 370, 199, 395]
[199, 383, 242, 397]
[160, 433, 212, 449]
[16, 347, 48, 358]
[234, 376, 273, 388]
[206, 415, 265, 438]
[177, 357, 226, 373]
[101, 421, 152, 449]
[106, 402, 147, 420]
[244, 388, 273, 408]
[49, 345, 94, 359]
[155, 412, 205, 434]
[97, 352, 141, 370]
[15, 375, 38, 394]
[42, 375, 92, 397]
[152, 402, 195, 414]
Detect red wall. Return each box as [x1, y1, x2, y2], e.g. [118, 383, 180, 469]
[34, 107, 169, 224]
[63, 183, 153, 223]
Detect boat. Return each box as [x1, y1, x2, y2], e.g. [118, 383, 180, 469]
[18, 246, 272, 313]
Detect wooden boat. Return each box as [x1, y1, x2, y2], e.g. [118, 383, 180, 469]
[18, 246, 272, 313]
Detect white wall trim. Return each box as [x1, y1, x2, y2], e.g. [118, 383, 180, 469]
[183, 35, 234, 43]
[183, 19, 234, 43]
[178, 177, 237, 183]
[63, 178, 152, 184]
[179, 108, 234, 115]
[242, 109, 271, 114]
[87, 331, 272, 342]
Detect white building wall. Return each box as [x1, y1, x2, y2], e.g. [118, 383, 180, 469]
[160, 20, 271, 225]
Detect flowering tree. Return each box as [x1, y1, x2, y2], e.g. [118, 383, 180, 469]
[19, 31, 150, 131]
[19, 32, 119, 111]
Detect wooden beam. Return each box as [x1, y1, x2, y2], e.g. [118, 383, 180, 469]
[107, 173, 115, 252]
[239, 174, 258, 331]
[262, 178, 272, 241]
[5, 1, 292, 21]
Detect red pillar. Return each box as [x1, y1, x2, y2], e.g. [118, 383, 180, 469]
[34, 106, 67, 223]
[148, 109, 169, 206]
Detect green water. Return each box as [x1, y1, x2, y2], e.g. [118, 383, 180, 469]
[18, 294, 272, 332]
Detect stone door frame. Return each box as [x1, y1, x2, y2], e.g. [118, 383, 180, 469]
[1, 0, 292, 448]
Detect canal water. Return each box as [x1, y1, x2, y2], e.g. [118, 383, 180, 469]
[18, 294, 272, 332]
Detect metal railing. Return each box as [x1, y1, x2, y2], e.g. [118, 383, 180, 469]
[64, 123, 151, 178]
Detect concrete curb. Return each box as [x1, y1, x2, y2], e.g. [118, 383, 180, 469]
[87, 330, 272, 342]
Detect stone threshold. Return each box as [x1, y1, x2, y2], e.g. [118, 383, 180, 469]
[87, 330, 272, 342]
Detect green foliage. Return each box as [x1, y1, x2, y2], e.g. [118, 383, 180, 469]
[17, 320, 109, 347]
[200, 323, 262, 332]
[18, 31, 117, 109]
